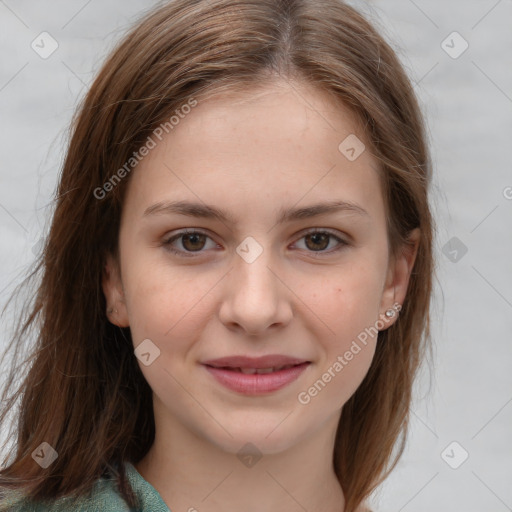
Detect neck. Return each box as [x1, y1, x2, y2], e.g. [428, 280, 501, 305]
[135, 402, 347, 512]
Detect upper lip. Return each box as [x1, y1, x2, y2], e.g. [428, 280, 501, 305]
[202, 355, 310, 369]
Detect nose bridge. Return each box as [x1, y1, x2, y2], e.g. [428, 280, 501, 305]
[220, 235, 291, 333]
[233, 236, 279, 306]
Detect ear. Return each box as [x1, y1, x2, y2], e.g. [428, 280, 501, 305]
[379, 227, 420, 329]
[102, 252, 130, 328]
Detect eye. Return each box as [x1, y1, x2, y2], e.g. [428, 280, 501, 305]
[292, 229, 348, 254]
[163, 229, 217, 257]
[163, 228, 348, 258]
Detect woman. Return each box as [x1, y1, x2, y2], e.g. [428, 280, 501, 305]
[0, 1, 434, 511]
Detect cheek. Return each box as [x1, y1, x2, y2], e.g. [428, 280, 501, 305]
[123, 257, 213, 348]
[298, 271, 382, 412]
[307, 258, 385, 338]
[124, 267, 215, 406]
[298, 256, 384, 396]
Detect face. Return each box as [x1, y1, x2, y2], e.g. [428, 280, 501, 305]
[103, 79, 418, 455]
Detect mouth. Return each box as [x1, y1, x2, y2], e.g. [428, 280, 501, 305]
[202, 354, 310, 370]
[205, 363, 302, 374]
[201, 357, 311, 395]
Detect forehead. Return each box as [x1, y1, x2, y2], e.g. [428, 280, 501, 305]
[123, 79, 385, 227]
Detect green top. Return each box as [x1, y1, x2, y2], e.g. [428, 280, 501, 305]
[2, 465, 375, 511]
[1, 462, 170, 511]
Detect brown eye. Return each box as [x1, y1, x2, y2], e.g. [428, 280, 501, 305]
[180, 233, 207, 252]
[294, 230, 348, 254]
[163, 230, 216, 256]
[163, 228, 348, 258]
[304, 232, 330, 251]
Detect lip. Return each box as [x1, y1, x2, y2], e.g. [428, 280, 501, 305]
[202, 355, 309, 369]
[202, 355, 311, 395]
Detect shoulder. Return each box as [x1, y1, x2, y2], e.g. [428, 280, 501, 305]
[0, 462, 167, 511]
[0, 476, 131, 511]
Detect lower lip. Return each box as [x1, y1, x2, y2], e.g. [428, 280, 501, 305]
[203, 363, 310, 395]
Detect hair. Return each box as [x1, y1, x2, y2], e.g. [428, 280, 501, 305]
[0, 1, 435, 511]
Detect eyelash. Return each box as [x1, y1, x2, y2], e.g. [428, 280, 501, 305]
[162, 228, 349, 258]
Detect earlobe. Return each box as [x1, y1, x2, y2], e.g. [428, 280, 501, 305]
[102, 253, 130, 328]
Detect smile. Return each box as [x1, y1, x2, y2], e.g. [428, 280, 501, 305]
[218, 364, 297, 374]
[202, 362, 310, 395]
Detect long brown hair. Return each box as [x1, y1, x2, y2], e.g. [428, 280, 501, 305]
[0, 1, 435, 511]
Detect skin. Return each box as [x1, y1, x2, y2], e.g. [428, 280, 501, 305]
[102, 78, 419, 512]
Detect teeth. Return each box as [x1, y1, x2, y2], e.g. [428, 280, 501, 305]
[239, 367, 257, 374]
[234, 364, 296, 374]
[255, 367, 274, 374]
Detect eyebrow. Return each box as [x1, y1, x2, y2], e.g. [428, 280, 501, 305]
[142, 199, 369, 224]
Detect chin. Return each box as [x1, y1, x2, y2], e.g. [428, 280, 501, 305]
[202, 417, 306, 457]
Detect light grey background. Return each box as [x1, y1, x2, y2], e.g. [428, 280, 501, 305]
[0, 1, 511, 511]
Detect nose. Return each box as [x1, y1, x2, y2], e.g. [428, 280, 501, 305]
[218, 244, 293, 336]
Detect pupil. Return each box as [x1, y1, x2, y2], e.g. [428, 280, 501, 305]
[183, 234, 206, 251]
[306, 233, 328, 251]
